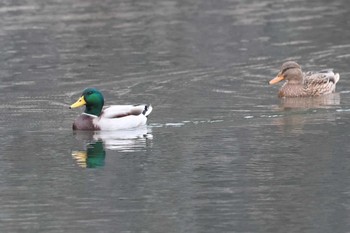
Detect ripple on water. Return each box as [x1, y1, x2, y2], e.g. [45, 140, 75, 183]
[1, 0, 350, 232]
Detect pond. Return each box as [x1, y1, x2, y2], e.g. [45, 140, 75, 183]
[1, 0, 350, 232]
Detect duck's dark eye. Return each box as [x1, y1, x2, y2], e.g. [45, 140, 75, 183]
[87, 91, 93, 95]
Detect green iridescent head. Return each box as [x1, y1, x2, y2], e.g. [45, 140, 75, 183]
[70, 88, 105, 116]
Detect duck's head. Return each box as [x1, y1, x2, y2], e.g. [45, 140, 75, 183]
[269, 61, 303, 85]
[70, 88, 105, 116]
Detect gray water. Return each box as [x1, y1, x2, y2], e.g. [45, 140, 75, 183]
[1, 0, 350, 232]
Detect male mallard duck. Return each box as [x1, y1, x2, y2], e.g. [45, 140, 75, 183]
[70, 88, 152, 130]
[269, 61, 340, 97]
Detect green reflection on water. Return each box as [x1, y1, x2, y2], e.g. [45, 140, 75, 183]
[72, 141, 106, 168]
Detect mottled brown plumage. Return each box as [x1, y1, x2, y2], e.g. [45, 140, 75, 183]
[269, 61, 340, 98]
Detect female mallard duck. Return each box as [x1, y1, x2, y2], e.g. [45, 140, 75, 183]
[70, 88, 152, 130]
[269, 61, 340, 97]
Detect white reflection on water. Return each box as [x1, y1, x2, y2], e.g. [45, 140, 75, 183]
[72, 127, 152, 168]
[93, 127, 152, 151]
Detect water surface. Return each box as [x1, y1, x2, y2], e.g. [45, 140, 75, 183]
[1, 0, 350, 232]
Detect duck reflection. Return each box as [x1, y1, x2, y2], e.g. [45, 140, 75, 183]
[72, 127, 152, 168]
[72, 141, 106, 168]
[272, 93, 340, 135]
[279, 93, 340, 110]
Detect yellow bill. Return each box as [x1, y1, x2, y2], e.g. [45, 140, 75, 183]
[70, 96, 86, 109]
[72, 151, 87, 168]
[269, 74, 285, 85]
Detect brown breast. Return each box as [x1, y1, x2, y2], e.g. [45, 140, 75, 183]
[279, 84, 308, 97]
[73, 114, 99, 130]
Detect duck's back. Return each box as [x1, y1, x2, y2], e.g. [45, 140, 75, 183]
[303, 70, 339, 95]
[102, 105, 148, 118]
[95, 104, 152, 131]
